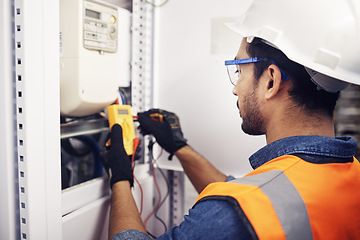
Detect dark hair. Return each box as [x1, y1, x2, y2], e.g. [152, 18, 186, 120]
[246, 37, 339, 117]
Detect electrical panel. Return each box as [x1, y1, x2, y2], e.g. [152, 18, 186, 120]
[4, 0, 181, 239]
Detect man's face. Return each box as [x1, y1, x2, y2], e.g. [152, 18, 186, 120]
[232, 40, 266, 135]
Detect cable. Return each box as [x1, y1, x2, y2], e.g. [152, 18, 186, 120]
[99, 111, 107, 119]
[154, 166, 170, 232]
[132, 137, 144, 216]
[144, 140, 170, 236]
[147, 231, 156, 239]
[150, 140, 163, 160]
[118, 88, 127, 105]
[134, 176, 144, 216]
[132, 138, 140, 168]
[145, 0, 170, 8]
[144, 160, 162, 232]
[150, 141, 169, 231]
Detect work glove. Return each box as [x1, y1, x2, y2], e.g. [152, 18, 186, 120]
[137, 109, 187, 159]
[102, 124, 133, 188]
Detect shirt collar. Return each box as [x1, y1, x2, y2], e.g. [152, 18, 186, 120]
[249, 136, 358, 169]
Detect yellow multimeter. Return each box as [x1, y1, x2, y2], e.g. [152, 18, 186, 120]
[107, 104, 136, 155]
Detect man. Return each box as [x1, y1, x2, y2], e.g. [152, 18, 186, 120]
[104, 0, 360, 239]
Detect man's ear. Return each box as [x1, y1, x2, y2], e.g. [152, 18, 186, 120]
[265, 64, 285, 100]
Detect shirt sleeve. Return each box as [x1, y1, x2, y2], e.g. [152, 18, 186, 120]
[111, 199, 251, 240]
[111, 229, 151, 240]
[226, 175, 236, 182]
[157, 199, 252, 239]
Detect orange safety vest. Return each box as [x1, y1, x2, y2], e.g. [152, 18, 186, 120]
[195, 155, 360, 240]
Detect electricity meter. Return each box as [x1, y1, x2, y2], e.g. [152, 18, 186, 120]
[59, 0, 131, 117]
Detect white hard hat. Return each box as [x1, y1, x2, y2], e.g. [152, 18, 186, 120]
[226, 0, 360, 92]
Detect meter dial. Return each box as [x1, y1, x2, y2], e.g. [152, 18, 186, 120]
[109, 26, 116, 39]
[110, 15, 116, 24]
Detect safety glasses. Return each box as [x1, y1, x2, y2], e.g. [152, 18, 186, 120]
[225, 57, 289, 85]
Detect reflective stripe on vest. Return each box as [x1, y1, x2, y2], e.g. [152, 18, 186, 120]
[195, 155, 360, 240]
[232, 170, 312, 240]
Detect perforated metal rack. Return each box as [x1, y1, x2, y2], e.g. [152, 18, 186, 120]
[13, 1, 62, 239]
[334, 85, 360, 159]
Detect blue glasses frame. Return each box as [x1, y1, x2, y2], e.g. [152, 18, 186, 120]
[225, 57, 289, 85]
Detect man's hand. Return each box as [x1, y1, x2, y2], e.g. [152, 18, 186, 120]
[137, 109, 187, 155]
[103, 124, 133, 189]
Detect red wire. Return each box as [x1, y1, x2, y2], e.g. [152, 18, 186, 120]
[132, 138, 144, 216]
[134, 176, 143, 216]
[144, 161, 162, 229]
[131, 138, 140, 168]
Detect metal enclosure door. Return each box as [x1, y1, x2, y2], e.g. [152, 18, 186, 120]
[0, 0, 18, 239]
[13, 0, 62, 239]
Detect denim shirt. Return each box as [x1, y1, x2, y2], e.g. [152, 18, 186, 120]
[112, 136, 358, 240]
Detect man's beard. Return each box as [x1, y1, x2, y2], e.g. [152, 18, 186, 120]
[240, 90, 265, 135]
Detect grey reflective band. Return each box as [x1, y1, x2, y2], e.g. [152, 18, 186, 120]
[231, 170, 313, 240]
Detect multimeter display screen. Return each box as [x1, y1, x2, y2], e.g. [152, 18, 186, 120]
[86, 9, 101, 19]
[118, 109, 129, 115]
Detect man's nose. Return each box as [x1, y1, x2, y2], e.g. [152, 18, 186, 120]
[232, 86, 237, 96]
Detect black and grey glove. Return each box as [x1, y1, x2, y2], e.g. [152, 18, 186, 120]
[102, 124, 133, 188]
[137, 109, 187, 159]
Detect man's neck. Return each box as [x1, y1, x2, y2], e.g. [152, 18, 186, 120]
[265, 111, 335, 145]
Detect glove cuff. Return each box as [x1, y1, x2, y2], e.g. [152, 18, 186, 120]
[110, 175, 134, 189]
